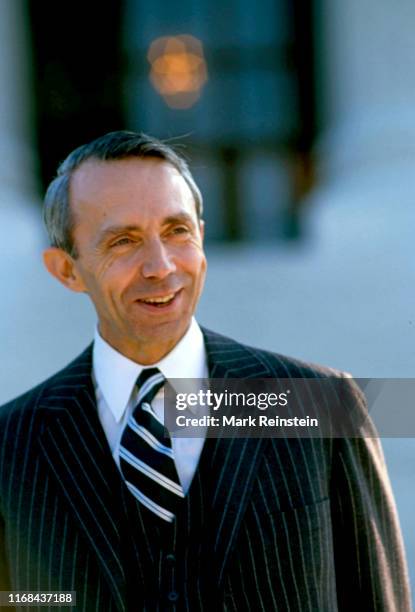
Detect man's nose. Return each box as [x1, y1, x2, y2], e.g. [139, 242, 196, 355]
[141, 239, 176, 279]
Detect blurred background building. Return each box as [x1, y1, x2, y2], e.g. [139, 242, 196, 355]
[1, 0, 414, 589]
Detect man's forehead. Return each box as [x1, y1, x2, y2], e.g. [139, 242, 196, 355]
[70, 157, 193, 206]
[70, 156, 183, 193]
[69, 156, 197, 223]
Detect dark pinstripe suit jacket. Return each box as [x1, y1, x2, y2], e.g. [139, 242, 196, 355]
[0, 328, 411, 611]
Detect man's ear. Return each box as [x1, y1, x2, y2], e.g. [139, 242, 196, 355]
[43, 247, 86, 293]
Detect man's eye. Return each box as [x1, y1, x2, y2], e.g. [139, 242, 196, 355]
[111, 237, 133, 247]
[171, 226, 190, 235]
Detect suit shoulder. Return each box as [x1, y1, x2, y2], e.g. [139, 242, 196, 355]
[245, 343, 343, 379]
[0, 345, 93, 425]
[201, 326, 346, 379]
[237, 340, 366, 413]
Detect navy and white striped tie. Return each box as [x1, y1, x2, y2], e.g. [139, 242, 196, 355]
[119, 368, 184, 523]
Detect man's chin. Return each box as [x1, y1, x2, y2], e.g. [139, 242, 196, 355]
[128, 320, 190, 359]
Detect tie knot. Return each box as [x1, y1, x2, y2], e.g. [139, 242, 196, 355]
[136, 368, 165, 406]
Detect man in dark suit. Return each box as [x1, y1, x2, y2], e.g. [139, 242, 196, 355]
[0, 131, 411, 611]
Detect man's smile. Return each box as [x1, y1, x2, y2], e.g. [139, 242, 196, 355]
[134, 288, 183, 310]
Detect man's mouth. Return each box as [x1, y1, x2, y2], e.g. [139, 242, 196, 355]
[136, 291, 178, 307]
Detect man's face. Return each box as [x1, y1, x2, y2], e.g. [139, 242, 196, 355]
[67, 157, 206, 363]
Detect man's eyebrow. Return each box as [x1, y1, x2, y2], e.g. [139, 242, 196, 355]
[162, 212, 196, 226]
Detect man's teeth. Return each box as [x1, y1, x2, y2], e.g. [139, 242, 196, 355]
[141, 293, 175, 304]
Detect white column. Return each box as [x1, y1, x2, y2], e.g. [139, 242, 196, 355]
[306, 0, 415, 377]
[0, 1, 96, 404]
[317, 0, 415, 184]
[0, 0, 40, 248]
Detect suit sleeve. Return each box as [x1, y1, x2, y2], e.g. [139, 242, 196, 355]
[330, 376, 411, 610]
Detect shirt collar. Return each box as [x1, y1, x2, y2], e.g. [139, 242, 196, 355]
[92, 318, 207, 423]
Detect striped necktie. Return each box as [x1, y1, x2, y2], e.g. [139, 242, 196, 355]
[119, 367, 184, 523]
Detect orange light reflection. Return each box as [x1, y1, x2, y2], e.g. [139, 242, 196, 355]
[148, 35, 208, 109]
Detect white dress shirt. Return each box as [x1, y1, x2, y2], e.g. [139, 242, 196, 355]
[92, 318, 208, 494]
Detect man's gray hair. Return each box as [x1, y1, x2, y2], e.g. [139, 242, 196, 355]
[43, 131, 203, 258]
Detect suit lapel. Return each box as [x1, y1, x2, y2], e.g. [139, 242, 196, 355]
[199, 328, 272, 582]
[38, 347, 128, 612]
